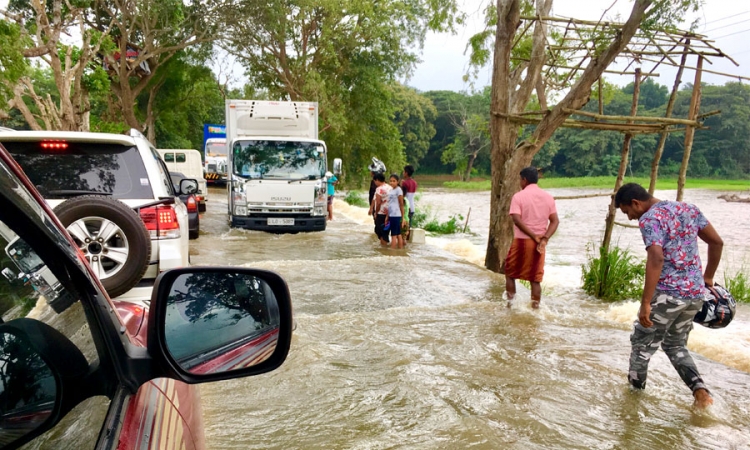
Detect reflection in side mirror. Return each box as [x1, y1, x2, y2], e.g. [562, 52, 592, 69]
[180, 179, 199, 195]
[333, 158, 342, 176]
[163, 272, 281, 375]
[0, 329, 56, 447]
[2, 267, 17, 283]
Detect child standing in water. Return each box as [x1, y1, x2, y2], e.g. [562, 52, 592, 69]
[384, 174, 405, 249]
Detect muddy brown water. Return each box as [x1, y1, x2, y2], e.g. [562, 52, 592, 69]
[194, 186, 750, 449]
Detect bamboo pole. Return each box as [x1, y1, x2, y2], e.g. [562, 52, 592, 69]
[649, 39, 690, 194]
[554, 192, 613, 200]
[677, 56, 703, 202]
[562, 108, 701, 126]
[499, 114, 665, 133]
[598, 78, 603, 117]
[615, 221, 640, 229]
[602, 68, 641, 253]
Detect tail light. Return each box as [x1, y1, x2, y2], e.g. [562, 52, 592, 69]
[139, 205, 181, 239]
[186, 195, 198, 213]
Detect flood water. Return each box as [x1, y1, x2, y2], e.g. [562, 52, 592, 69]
[194, 186, 750, 449]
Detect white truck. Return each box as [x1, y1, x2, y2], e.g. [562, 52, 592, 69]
[226, 100, 338, 232]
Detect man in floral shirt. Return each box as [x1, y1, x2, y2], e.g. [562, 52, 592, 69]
[615, 183, 723, 408]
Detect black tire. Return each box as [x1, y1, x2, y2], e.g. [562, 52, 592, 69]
[189, 215, 200, 240]
[53, 196, 151, 298]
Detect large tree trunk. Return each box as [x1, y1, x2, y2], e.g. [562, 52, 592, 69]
[485, 0, 653, 274]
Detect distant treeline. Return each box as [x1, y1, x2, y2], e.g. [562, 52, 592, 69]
[417, 81, 750, 180]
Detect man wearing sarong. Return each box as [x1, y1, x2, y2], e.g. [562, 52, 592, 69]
[504, 167, 559, 309]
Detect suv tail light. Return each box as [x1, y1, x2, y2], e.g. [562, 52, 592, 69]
[186, 195, 198, 213]
[139, 205, 181, 239]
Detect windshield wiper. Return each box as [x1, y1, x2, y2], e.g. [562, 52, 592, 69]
[47, 190, 112, 197]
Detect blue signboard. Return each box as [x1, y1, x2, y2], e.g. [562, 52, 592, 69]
[202, 124, 226, 149]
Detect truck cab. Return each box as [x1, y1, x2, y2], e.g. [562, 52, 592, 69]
[226, 100, 336, 232]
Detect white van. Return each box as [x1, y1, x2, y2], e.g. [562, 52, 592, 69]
[158, 149, 207, 211]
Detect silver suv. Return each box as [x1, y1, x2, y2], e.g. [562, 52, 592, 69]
[0, 129, 195, 302]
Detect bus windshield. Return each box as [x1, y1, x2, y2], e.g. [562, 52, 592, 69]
[205, 140, 227, 157]
[232, 140, 325, 180]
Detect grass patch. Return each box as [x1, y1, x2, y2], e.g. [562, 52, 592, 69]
[343, 190, 369, 208]
[724, 268, 750, 303]
[582, 245, 645, 301]
[443, 177, 750, 191]
[411, 205, 468, 234]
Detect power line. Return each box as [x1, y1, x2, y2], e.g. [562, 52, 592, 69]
[713, 27, 750, 40]
[704, 18, 750, 34]
[702, 10, 750, 26]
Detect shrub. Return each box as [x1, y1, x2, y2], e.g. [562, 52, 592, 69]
[724, 268, 750, 303]
[343, 190, 368, 208]
[582, 245, 645, 301]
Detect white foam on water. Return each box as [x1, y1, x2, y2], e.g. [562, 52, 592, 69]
[333, 198, 372, 226]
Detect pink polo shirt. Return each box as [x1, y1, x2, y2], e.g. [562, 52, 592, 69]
[509, 183, 557, 239]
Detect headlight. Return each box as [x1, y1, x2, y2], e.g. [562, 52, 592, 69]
[233, 189, 247, 206]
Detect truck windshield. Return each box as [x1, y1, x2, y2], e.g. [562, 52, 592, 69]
[205, 140, 227, 157]
[6, 239, 45, 273]
[232, 140, 325, 180]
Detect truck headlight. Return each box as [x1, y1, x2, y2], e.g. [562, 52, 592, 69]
[233, 190, 247, 206]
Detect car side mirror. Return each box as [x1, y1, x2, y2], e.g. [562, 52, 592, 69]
[0, 319, 92, 450]
[148, 267, 293, 383]
[2, 267, 17, 283]
[179, 179, 199, 195]
[333, 158, 342, 176]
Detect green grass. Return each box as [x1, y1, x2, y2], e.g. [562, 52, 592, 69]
[724, 268, 750, 303]
[444, 177, 750, 191]
[411, 206, 468, 234]
[342, 190, 369, 208]
[582, 245, 645, 302]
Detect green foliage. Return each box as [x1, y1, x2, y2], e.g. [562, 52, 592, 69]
[392, 83, 438, 165]
[582, 245, 645, 302]
[410, 204, 467, 234]
[343, 191, 369, 208]
[0, 20, 28, 104]
[724, 269, 750, 304]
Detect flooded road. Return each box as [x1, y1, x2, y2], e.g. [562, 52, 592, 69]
[194, 186, 750, 449]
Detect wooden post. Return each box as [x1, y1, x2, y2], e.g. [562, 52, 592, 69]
[598, 77, 604, 117]
[677, 56, 703, 201]
[602, 68, 641, 254]
[649, 39, 689, 194]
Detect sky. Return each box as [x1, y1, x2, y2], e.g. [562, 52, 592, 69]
[408, 0, 750, 92]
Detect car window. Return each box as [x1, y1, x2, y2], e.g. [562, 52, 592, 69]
[150, 146, 175, 196]
[176, 153, 186, 163]
[5, 142, 153, 200]
[163, 153, 175, 162]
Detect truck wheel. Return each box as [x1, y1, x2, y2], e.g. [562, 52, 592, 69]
[53, 196, 151, 298]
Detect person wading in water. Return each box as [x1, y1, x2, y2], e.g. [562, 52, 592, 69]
[504, 167, 559, 309]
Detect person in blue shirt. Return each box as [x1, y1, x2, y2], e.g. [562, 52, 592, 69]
[326, 171, 338, 220]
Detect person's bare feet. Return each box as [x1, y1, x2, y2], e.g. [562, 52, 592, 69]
[531, 299, 540, 309]
[693, 388, 713, 408]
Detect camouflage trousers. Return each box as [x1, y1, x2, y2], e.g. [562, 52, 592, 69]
[628, 291, 707, 392]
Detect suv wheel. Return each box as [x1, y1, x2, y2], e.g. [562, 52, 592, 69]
[53, 196, 151, 298]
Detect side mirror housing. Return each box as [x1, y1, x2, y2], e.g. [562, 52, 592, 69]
[0, 319, 95, 449]
[333, 158, 342, 176]
[179, 179, 199, 195]
[147, 267, 293, 383]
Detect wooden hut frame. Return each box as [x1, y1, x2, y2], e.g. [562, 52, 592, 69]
[504, 15, 746, 252]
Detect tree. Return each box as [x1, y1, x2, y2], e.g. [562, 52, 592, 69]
[90, 0, 229, 139]
[392, 84, 437, 167]
[221, 0, 462, 183]
[476, 0, 700, 273]
[1, 0, 112, 130]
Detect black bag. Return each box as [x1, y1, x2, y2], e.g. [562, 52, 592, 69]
[694, 283, 736, 328]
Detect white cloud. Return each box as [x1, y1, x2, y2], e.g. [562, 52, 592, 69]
[409, 0, 750, 92]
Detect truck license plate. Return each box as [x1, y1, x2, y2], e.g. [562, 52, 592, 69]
[268, 218, 294, 226]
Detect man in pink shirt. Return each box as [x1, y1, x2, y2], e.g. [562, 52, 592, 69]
[505, 167, 559, 309]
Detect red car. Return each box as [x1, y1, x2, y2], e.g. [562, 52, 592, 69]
[0, 143, 293, 450]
